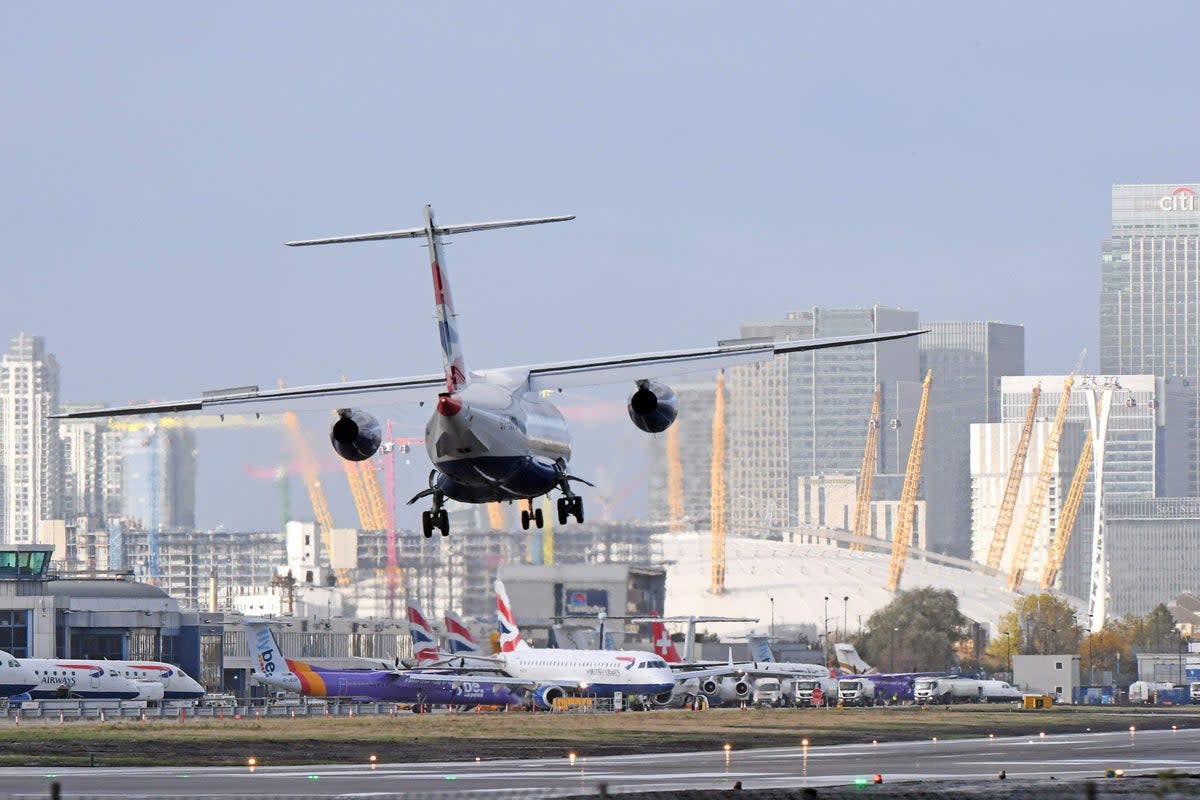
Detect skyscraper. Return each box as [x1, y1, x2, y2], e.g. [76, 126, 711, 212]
[727, 306, 921, 535]
[1101, 183, 1200, 494]
[920, 322, 1024, 558]
[0, 333, 62, 544]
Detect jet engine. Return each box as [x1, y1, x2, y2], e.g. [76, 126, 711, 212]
[532, 684, 565, 710]
[627, 381, 678, 433]
[701, 677, 750, 706]
[329, 409, 382, 462]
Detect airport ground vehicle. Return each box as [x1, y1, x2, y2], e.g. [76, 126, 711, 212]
[791, 677, 839, 707]
[838, 677, 876, 706]
[1191, 681, 1200, 703]
[751, 678, 783, 707]
[913, 677, 985, 704]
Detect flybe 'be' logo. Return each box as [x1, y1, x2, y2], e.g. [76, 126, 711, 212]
[1159, 187, 1196, 212]
[254, 627, 277, 675]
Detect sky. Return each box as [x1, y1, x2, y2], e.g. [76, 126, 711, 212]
[3, 2, 1198, 530]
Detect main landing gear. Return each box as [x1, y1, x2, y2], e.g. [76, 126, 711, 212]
[409, 472, 450, 538]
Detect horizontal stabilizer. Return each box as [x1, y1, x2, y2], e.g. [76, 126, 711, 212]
[286, 215, 574, 247]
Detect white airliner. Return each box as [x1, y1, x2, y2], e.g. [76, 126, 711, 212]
[0, 650, 38, 698]
[51, 206, 922, 537]
[100, 660, 206, 701]
[22, 659, 143, 700]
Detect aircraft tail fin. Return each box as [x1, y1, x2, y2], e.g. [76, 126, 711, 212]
[286, 207, 572, 394]
[406, 602, 442, 665]
[833, 642, 874, 674]
[747, 635, 776, 664]
[649, 617, 683, 663]
[243, 619, 302, 690]
[443, 610, 480, 655]
[495, 579, 531, 652]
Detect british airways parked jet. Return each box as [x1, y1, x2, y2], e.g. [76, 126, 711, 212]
[52, 207, 922, 538]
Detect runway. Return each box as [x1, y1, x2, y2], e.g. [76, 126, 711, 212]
[7, 727, 1200, 798]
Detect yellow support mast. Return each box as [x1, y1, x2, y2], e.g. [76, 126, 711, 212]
[985, 386, 1041, 570]
[709, 371, 727, 594]
[851, 384, 882, 552]
[1039, 436, 1093, 590]
[487, 503, 506, 530]
[666, 424, 685, 533]
[1007, 375, 1075, 591]
[886, 370, 932, 593]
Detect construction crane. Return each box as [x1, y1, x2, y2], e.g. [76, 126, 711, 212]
[666, 424, 685, 532]
[886, 370, 932, 593]
[1039, 436, 1093, 590]
[851, 384, 882, 552]
[1007, 375, 1075, 591]
[985, 386, 1042, 570]
[106, 415, 279, 432]
[710, 371, 728, 594]
[276, 386, 349, 586]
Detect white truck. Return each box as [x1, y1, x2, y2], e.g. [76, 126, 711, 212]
[1128, 681, 1175, 704]
[913, 677, 986, 704]
[791, 677, 839, 707]
[1191, 682, 1200, 704]
[838, 677, 876, 706]
[751, 678, 783, 707]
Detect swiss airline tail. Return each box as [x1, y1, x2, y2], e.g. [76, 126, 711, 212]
[650, 619, 682, 663]
[443, 610, 480, 655]
[494, 579, 530, 652]
[406, 602, 441, 664]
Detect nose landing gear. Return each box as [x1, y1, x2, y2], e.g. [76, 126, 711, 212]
[520, 499, 544, 530]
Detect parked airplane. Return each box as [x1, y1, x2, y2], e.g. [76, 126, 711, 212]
[0, 650, 38, 698]
[406, 602, 441, 665]
[741, 635, 833, 679]
[21, 659, 143, 700]
[243, 619, 522, 708]
[472, 580, 676, 708]
[52, 207, 923, 538]
[443, 610, 480, 655]
[102, 661, 206, 701]
[832, 643, 943, 704]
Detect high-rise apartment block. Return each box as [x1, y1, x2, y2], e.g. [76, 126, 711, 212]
[0, 334, 62, 544]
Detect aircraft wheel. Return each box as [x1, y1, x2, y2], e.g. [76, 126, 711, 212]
[573, 497, 585, 524]
[534, 507, 544, 528]
[557, 498, 570, 525]
[421, 511, 434, 538]
[521, 510, 531, 530]
[436, 509, 450, 536]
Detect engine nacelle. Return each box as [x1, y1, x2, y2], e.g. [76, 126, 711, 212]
[627, 381, 678, 433]
[532, 684, 564, 710]
[330, 409, 382, 462]
[701, 676, 750, 706]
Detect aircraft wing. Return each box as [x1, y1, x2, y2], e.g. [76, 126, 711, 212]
[49, 330, 923, 420]
[522, 330, 925, 392]
[399, 671, 535, 688]
[669, 665, 742, 681]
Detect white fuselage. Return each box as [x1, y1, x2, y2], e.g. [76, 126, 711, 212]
[22, 659, 142, 700]
[739, 661, 830, 679]
[500, 648, 675, 697]
[0, 650, 38, 697]
[102, 660, 206, 700]
[425, 376, 571, 503]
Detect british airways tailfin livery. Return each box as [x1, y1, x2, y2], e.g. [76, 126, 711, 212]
[443, 611, 479, 656]
[52, 206, 924, 539]
[406, 602, 441, 666]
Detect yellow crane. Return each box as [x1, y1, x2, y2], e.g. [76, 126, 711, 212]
[280, 408, 351, 586]
[985, 386, 1042, 569]
[886, 370, 932, 593]
[1039, 436, 1093, 590]
[851, 384, 882, 552]
[710, 371, 727, 594]
[1007, 375, 1075, 591]
[666, 424, 685, 533]
[487, 503, 506, 529]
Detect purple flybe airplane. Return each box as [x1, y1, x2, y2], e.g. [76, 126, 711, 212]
[243, 619, 523, 709]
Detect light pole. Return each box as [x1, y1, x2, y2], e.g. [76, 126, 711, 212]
[1003, 631, 1011, 678]
[769, 596, 775, 640]
[1086, 614, 1095, 686]
[842, 596, 849, 643]
[890, 626, 898, 672]
[824, 595, 830, 664]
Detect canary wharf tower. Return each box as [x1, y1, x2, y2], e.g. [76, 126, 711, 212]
[1101, 183, 1200, 494]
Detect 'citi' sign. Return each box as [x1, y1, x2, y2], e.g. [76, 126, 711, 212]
[1159, 187, 1196, 211]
